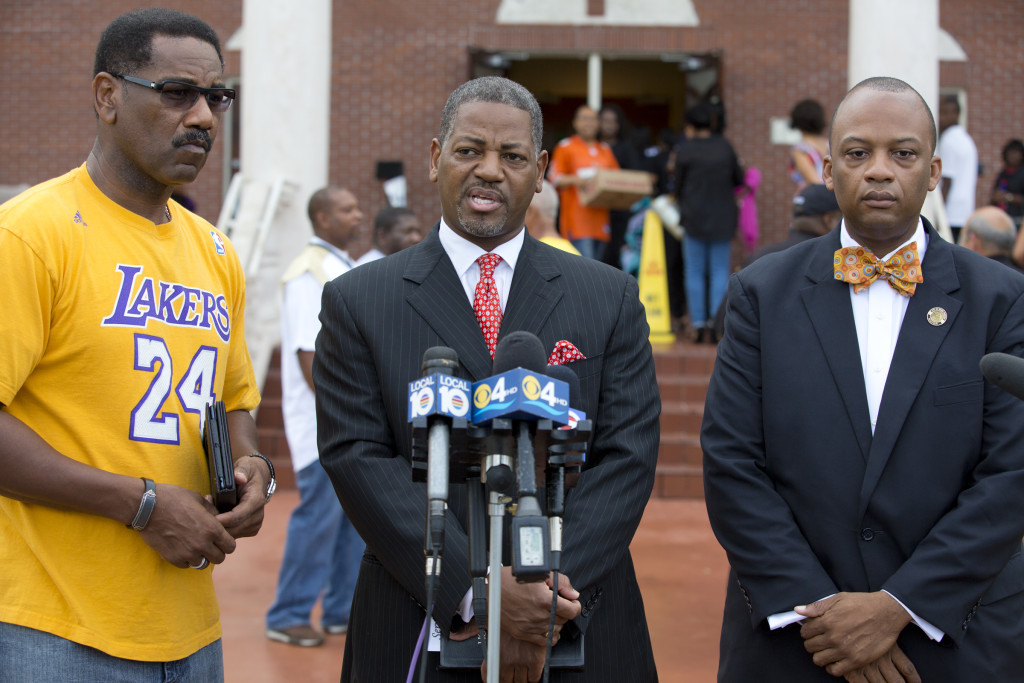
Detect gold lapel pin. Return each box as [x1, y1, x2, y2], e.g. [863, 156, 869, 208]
[926, 307, 948, 326]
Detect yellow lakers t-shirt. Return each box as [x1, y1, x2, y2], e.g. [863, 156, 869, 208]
[0, 165, 260, 661]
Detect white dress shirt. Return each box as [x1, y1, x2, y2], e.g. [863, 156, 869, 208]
[938, 123, 978, 226]
[279, 237, 353, 472]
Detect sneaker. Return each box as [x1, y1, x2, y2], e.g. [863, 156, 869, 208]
[323, 623, 348, 635]
[266, 625, 325, 647]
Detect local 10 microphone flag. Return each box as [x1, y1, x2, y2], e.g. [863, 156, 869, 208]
[470, 368, 570, 426]
[408, 373, 472, 421]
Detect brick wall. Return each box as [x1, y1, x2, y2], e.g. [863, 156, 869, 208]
[0, 0, 241, 223]
[3, 0, 1022, 249]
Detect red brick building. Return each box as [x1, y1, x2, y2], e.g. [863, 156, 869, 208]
[2, 0, 1022, 250]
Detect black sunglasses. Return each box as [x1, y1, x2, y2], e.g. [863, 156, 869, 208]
[113, 73, 235, 112]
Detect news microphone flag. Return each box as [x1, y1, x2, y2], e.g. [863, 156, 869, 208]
[471, 368, 569, 426]
[408, 373, 472, 421]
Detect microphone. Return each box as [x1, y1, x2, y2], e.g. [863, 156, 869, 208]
[472, 332, 570, 426]
[478, 332, 563, 582]
[408, 346, 471, 576]
[545, 364, 586, 430]
[540, 364, 589, 563]
[980, 352, 1024, 402]
[538, 363, 589, 487]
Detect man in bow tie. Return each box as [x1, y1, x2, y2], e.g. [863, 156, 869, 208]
[314, 76, 660, 682]
[702, 76, 1024, 682]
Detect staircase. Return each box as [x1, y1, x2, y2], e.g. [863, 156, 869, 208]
[651, 341, 715, 499]
[257, 341, 715, 500]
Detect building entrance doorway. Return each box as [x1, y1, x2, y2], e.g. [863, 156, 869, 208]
[470, 50, 722, 155]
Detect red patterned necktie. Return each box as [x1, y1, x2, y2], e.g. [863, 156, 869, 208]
[833, 242, 923, 297]
[473, 253, 503, 358]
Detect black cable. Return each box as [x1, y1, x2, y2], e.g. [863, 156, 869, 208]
[542, 568, 559, 683]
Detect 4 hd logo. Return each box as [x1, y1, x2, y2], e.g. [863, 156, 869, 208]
[472, 369, 569, 425]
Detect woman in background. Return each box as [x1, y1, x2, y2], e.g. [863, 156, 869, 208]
[787, 98, 828, 191]
[992, 138, 1024, 227]
[675, 103, 744, 344]
[599, 103, 643, 269]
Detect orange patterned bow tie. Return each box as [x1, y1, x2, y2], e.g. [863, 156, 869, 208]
[833, 242, 923, 296]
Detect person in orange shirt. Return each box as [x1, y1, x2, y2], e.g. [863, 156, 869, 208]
[548, 105, 620, 260]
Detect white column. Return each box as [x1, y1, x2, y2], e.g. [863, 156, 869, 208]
[234, 0, 332, 386]
[587, 53, 602, 111]
[848, 0, 939, 118]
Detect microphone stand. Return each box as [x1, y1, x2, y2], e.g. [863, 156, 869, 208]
[461, 419, 516, 683]
[486, 485, 504, 683]
[481, 418, 515, 683]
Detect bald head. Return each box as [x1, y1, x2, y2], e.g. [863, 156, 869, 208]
[830, 77, 936, 153]
[525, 179, 560, 241]
[962, 206, 1017, 256]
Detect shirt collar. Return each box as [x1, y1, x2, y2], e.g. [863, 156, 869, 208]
[309, 235, 354, 267]
[438, 219, 525, 277]
[839, 217, 928, 262]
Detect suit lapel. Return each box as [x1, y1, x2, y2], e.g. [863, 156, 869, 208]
[800, 232, 874, 461]
[404, 226, 494, 380]
[858, 224, 961, 514]
[501, 234, 563, 341]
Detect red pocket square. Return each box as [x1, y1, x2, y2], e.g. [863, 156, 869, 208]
[548, 340, 586, 366]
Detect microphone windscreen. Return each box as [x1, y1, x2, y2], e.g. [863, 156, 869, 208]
[546, 364, 581, 407]
[980, 352, 1024, 402]
[492, 331, 546, 374]
[421, 346, 459, 376]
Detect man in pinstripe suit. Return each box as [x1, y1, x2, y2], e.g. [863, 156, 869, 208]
[314, 77, 660, 682]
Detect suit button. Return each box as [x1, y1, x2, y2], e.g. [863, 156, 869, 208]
[860, 528, 875, 541]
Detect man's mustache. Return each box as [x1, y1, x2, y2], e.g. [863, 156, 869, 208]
[173, 130, 211, 150]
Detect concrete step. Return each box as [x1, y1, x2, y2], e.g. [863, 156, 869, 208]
[660, 400, 704, 436]
[653, 464, 704, 499]
[653, 345, 717, 376]
[657, 375, 712, 404]
[657, 432, 704, 468]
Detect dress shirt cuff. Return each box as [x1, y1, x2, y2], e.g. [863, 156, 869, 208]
[457, 586, 474, 623]
[767, 594, 835, 630]
[767, 610, 805, 630]
[882, 590, 944, 642]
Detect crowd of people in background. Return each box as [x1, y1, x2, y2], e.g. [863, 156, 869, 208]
[535, 91, 1024, 348]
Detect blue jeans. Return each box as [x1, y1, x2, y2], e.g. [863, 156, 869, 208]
[266, 460, 365, 630]
[683, 236, 731, 327]
[571, 237, 606, 262]
[0, 621, 222, 682]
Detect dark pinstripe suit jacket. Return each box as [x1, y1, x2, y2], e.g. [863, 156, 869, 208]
[314, 226, 660, 682]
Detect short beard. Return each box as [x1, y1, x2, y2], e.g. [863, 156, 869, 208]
[456, 202, 509, 238]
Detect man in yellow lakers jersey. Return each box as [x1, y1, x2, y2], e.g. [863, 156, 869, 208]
[0, 9, 271, 681]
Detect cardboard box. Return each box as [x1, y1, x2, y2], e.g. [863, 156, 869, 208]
[578, 169, 654, 209]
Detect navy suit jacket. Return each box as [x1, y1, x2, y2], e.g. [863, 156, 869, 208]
[315, 226, 660, 682]
[702, 221, 1024, 681]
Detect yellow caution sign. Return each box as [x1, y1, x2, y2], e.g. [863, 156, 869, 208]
[638, 209, 676, 345]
